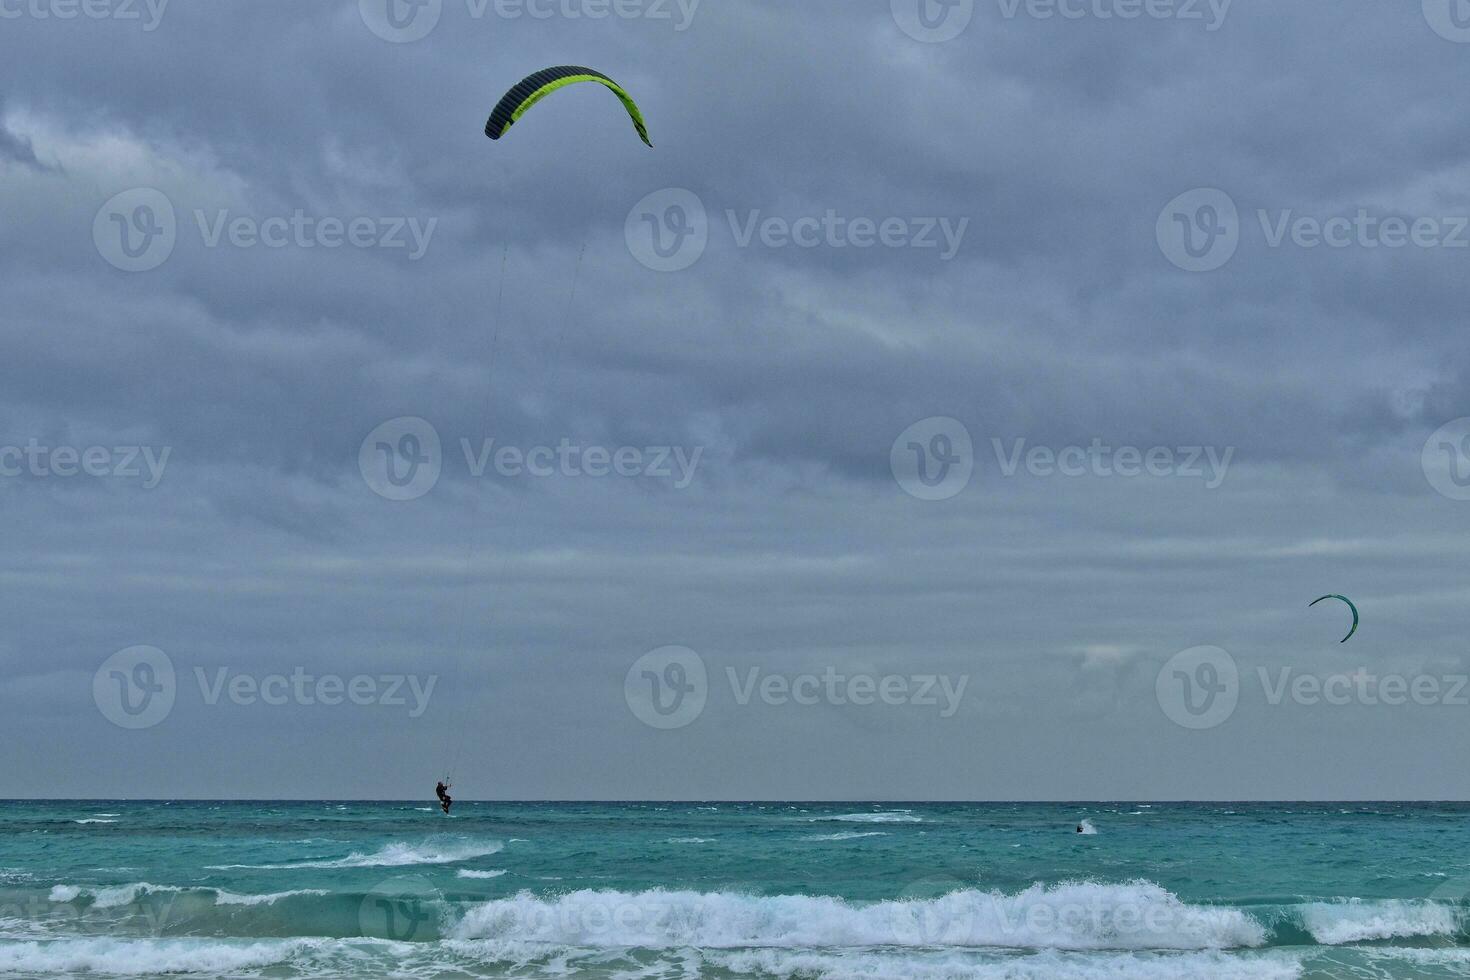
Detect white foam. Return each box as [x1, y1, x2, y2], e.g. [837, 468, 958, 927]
[212, 888, 330, 906]
[457, 870, 508, 880]
[49, 883, 180, 909]
[210, 838, 502, 870]
[450, 881, 1267, 952]
[1298, 898, 1461, 944]
[813, 813, 922, 824]
[50, 883, 326, 908]
[1347, 947, 1470, 968]
[1077, 820, 1098, 835]
[666, 837, 715, 844]
[807, 831, 889, 841]
[0, 938, 321, 975]
[709, 948, 1303, 980]
[74, 819, 117, 824]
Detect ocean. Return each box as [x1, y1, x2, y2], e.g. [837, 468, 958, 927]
[1, 801, 1468, 978]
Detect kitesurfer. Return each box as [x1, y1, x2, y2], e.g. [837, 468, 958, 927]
[436, 780, 453, 814]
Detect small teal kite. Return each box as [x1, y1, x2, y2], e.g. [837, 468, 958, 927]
[1309, 594, 1359, 643]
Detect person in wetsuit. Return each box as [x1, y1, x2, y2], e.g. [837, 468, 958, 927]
[435, 780, 452, 814]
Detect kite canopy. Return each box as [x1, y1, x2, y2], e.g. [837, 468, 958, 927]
[484, 66, 652, 147]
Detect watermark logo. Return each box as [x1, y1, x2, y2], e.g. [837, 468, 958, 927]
[626, 188, 709, 272]
[1156, 645, 1238, 730]
[1423, 0, 1470, 42]
[1162, 190, 1470, 270]
[890, 876, 975, 944]
[360, 417, 442, 501]
[1423, 418, 1470, 501]
[95, 190, 438, 269]
[359, 0, 443, 41]
[1426, 874, 1470, 947]
[93, 649, 434, 726]
[94, 188, 176, 272]
[93, 646, 176, 730]
[358, 422, 704, 500]
[359, 875, 442, 941]
[625, 646, 708, 729]
[892, 422, 1233, 498]
[1157, 188, 1239, 272]
[625, 648, 968, 729]
[626, 189, 969, 270]
[892, 0, 974, 42]
[891, 417, 975, 501]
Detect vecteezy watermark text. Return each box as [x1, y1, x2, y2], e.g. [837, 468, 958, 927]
[1156, 645, 1470, 729]
[1158, 188, 1470, 272]
[990, 438, 1233, 487]
[995, 0, 1231, 29]
[359, 417, 704, 502]
[358, 0, 699, 43]
[93, 188, 439, 272]
[891, 417, 1234, 501]
[890, 0, 1230, 43]
[194, 210, 437, 260]
[195, 667, 437, 718]
[0, 440, 170, 488]
[727, 666, 968, 717]
[625, 189, 969, 271]
[624, 646, 969, 729]
[93, 646, 437, 729]
[460, 438, 702, 487]
[1258, 667, 1468, 708]
[0, 0, 169, 30]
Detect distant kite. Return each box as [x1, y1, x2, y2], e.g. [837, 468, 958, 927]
[1310, 594, 1359, 643]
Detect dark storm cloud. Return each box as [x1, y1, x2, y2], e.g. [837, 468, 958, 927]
[2, 0, 1470, 799]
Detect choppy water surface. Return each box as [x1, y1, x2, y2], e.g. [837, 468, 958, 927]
[3, 801, 1469, 978]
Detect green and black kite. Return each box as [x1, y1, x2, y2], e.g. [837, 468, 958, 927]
[485, 66, 651, 147]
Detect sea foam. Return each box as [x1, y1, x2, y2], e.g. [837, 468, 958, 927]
[450, 880, 1267, 951]
[49, 884, 326, 909]
[209, 839, 502, 870]
[1298, 898, 1461, 944]
[0, 938, 324, 976]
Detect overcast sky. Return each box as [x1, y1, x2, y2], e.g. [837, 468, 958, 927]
[3, 0, 1470, 800]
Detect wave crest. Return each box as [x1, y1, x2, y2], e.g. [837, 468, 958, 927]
[209, 838, 502, 870]
[1299, 898, 1462, 944]
[450, 881, 1266, 952]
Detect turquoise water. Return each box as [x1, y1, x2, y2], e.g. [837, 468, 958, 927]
[3, 801, 1469, 978]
